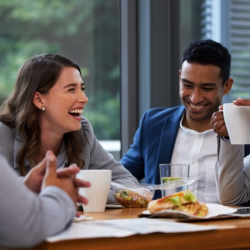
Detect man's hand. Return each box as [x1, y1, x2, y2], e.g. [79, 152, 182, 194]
[23, 151, 91, 196]
[233, 97, 250, 106]
[57, 164, 91, 206]
[211, 105, 229, 137]
[42, 151, 90, 206]
[23, 155, 47, 193]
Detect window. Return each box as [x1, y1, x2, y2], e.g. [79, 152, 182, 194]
[201, 0, 250, 103]
[0, 0, 120, 158]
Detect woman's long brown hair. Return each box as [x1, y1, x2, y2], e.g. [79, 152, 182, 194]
[0, 54, 86, 175]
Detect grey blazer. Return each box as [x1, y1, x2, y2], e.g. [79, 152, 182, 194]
[216, 137, 250, 205]
[0, 117, 139, 204]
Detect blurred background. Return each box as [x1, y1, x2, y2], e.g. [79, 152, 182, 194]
[0, 0, 249, 159]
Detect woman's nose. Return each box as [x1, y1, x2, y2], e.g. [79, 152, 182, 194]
[79, 91, 89, 103]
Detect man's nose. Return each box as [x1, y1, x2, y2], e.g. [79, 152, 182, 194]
[189, 88, 203, 103]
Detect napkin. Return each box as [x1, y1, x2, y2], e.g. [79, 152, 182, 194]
[73, 215, 94, 222]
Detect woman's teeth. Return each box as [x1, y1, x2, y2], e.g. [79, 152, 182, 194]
[69, 109, 83, 116]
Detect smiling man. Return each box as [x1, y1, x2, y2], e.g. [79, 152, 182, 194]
[120, 39, 234, 202]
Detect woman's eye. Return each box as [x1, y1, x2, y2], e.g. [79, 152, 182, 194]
[81, 87, 85, 92]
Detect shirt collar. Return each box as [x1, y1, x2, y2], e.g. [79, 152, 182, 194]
[179, 112, 213, 135]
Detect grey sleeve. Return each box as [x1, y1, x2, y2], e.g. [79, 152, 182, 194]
[215, 137, 250, 205]
[0, 122, 15, 168]
[81, 118, 139, 204]
[0, 155, 76, 248]
[90, 139, 139, 204]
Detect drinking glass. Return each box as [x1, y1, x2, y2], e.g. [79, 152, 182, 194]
[159, 163, 190, 197]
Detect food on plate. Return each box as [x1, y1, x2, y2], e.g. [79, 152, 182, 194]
[147, 190, 208, 217]
[173, 201, 208, 217]
[148, 190, 196, 212]
[114, 189, 152, 208]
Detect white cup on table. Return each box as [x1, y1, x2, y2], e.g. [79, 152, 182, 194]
[223, 103, 250, 144]
[76, 170, 111, 212]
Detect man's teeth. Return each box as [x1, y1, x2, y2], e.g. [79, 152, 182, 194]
[69, 109, 83, 114]
[190, 103, 204, 109]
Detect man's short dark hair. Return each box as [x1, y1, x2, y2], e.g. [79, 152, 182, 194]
[182, 39, 231, 84]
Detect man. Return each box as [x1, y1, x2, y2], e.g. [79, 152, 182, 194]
[0, 150, 90, 248]
[211, 98, 250, 205]
[121, 39, 235, 202]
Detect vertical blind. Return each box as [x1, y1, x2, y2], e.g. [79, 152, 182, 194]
[201, 0, 250, 102]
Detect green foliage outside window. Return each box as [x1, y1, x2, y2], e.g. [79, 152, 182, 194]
[0, 0, 120, 139]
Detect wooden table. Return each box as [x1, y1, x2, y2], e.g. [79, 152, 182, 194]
[16, 207, 250, 250]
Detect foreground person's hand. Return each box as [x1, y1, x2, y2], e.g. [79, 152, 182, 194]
[42, 151, 90, 208]
[211, 105, 229, 137]
[23, 154, 48, 193]
[23, 151, 91, 198]
[57, 164, 91, 206]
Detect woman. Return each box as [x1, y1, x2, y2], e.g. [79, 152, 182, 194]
[0, 54, 138, 204]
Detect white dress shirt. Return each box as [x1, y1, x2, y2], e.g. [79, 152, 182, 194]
[171, 116, 218, 203]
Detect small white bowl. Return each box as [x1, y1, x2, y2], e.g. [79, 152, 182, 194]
[112, 183, 155, 208]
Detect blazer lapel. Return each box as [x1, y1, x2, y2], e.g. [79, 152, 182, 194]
[155, 107, 185, 183]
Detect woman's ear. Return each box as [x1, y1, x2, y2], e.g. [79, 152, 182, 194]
[33, 91, 44, 109]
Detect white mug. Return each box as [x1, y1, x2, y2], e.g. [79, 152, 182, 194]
[223, 103, 250, 144]
[76, 170, 111, 212]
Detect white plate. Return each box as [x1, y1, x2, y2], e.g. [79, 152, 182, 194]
[141, 203, 237, 219]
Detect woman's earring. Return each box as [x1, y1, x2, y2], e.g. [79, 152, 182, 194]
[41, 106, 46, 111]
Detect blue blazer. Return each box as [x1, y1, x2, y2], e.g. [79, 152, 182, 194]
[121, 105, 250, 199]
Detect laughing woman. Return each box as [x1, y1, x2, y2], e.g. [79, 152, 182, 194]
[0, 54, 138, 203]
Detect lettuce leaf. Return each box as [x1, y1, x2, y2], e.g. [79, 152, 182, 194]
[165, 196, 182, 207]
[183, 192, 197, 203]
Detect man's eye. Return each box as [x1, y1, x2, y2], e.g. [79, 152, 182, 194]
[183, 83, 192, 88]
[203, 87, 214, 91]
[68, 88, 75, 92]
[81, 87, 86, 92]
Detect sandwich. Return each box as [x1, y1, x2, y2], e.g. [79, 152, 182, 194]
[147, 190, 208, 217]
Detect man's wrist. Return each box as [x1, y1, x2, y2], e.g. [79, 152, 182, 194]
[221, 136, 230, 142]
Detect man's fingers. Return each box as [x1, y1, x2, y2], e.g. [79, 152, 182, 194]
[74, 178, 91, 188]
[210, 110, 229, 137]
[31, 154, 47, 175]
[77, 193, 89, 205]
[233, 97, 250, 106]
[44, 150, 57, 178]
[57, 164, 79, 178]
[218, 124, 228, 136]
[211, 111, 224, 127]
